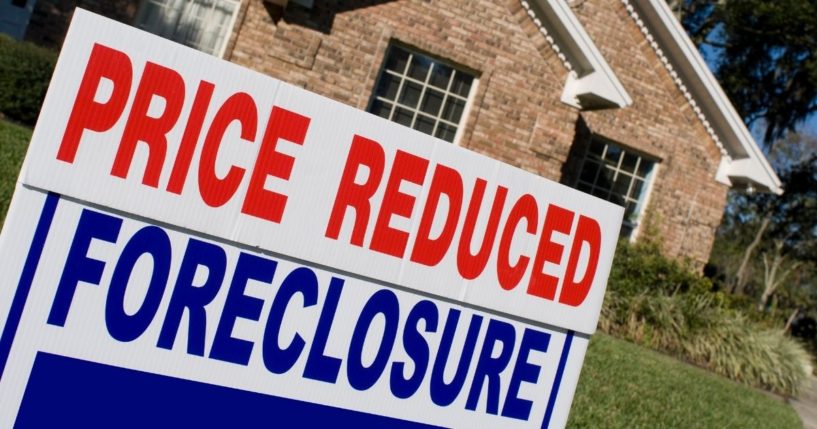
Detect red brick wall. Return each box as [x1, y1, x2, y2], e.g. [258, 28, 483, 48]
[570, 0, 729, 265]
[227, 0, 578, 177]
[21, 0, 729, 266]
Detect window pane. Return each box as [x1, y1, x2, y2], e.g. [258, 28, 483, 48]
[420, 89, 444, 116]
[624, 202, 638, 222]
[621, 152, 639, 173]
[620, 223, 634, 238]
[637, 159, 653, 177]
[429, 64, 453, 89]
[596, 165, 616, 189]
[579, 160, 599, 184]
[435, 124, 457, 142]
[414, 115, 435, 134]
[612, 175, 632, 198]
[183, 0, 231, 54]
[375, 73, 400, 101]
[135, 0, 237, 56]
[399, 82, 422, 108]
[609, 191, 625, 206]
[408, 55, 432, 81]
[385, 47, 410, 74]
[394, 108, 414, 127]
[577, 182, 593, 193]
[189, 0, 209, 20]
[604, 144, 622, 164]
[370, 100, 392, 119]
[450, 72, 473, 97]
[592, 187, 610, 200]
[631, 178, 645, 199]
[588, 139, 605, 158]
[140, 1, 176, 37]
[442, 98, 465, 123]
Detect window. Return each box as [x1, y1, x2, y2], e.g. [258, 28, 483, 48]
[369, 45, 475, 143]
[134, 0, 239, 57]
[575, 139, 656, 237]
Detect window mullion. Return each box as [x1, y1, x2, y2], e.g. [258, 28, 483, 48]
[434, 69, 457, 136]
[389, 53, 412, 121]
[411, 63, 434, 129]
[612, 149, 624, 183]
[170, 1, 187, 42]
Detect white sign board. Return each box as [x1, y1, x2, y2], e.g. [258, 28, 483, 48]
[0, 9, 622, 428]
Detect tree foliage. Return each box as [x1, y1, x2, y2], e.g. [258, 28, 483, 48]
[709, 135, 817, 330]
[666, 0, 817, 356]
[669, 0, 817, 147]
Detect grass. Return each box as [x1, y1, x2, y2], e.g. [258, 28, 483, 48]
[568, 334, 803, 428]
[0, 119, 30, 228]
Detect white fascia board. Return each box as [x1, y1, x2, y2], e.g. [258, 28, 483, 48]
[718, 158, 783, 194]
[630, 0, 781, 194]
[525, 0, 632, 110]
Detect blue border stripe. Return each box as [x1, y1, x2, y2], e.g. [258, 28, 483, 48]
[541, 330, 575, 429]
[0, 192, 60, 380]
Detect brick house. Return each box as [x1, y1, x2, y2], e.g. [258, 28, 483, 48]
[4, 0, 781, 267]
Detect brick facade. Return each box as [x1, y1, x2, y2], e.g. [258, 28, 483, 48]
[25, 0, 137, 48]
[570, 0, 729, 264]
[22, 0, 730, 266]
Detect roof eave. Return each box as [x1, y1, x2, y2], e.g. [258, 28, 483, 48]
[626, 0, 782, 194]
[524, 0, 632, 110]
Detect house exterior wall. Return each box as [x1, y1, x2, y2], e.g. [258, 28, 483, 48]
[24, 0, 137, 48]
[227, 0, 578, 178]
[21, 0, 730, 267]
[570, 0, 729, 264]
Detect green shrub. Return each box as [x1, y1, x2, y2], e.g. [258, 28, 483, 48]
[601, 241, 813, 396]
[608, 240, 713, 297]
[600, 287, 812, 396]
[0, 119, 31, 229]
[684, 314, 811, 396]
[0, 35, 57, 126]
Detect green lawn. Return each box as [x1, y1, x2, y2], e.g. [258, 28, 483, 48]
[568, 333, 802, 428]
[0, 119, 803, 428]
[0, 119, 30, 229]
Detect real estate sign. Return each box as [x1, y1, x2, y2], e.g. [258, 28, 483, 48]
[0, 9, 623, 428]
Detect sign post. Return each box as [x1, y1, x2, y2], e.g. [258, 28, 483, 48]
[0, 9, 622, 428]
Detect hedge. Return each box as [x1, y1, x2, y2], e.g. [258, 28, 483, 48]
[0, 34, 58, 126]
[601, 240, 813, 396]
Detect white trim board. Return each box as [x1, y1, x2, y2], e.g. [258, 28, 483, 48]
[521, 0, 633, 110]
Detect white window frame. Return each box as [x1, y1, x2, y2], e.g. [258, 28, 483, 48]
[452, 80, 479, 147]
[627, 163, 658, 241]
[575, 138, 658, 239]
[368, 44, 478, 145]
[134, 0, 240, 58]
